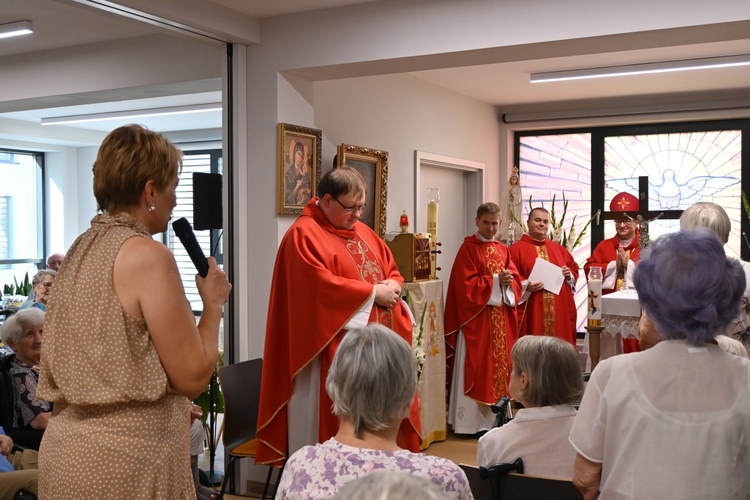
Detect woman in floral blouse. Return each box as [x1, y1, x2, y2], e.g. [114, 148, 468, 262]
[276, 324, 472, 499]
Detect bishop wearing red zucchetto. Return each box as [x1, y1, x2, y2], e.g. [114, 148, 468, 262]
[584, 192, 641, 353]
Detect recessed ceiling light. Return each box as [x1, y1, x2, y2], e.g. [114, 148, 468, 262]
[530, 54, 750, 83]
[0, 20, 33, 40]
[40, 103, 222, 126]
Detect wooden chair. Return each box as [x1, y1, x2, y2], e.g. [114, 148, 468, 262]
[217, 358, 284, 500]
[461, 459, 582, 500]
[495, 472, 582, 500]
[459, 463, 493, 500]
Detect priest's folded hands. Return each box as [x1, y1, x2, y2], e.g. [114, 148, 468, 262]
[498, 269, 514, 285]
[375, 279, 402, 308]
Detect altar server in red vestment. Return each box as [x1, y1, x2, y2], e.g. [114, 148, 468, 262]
[584, 192, 641, 353]
[256, 166, 421, 466]
[509, 207, 579, 347]
[445, 202, 522, 434]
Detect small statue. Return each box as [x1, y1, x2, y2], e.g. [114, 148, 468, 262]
[503, 167, 524, 242]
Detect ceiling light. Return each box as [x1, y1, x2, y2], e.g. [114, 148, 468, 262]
[40, 103, 222, 126]
[530, 54, 750, 83]
[0, 20, 33, 40]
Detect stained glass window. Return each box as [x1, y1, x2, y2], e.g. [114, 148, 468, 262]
[516, 121, 747, 332]
[604, 130, 742, 259]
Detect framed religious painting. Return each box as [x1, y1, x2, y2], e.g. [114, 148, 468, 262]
[277, 123, 322, 215]
[336, 143, 389, 238]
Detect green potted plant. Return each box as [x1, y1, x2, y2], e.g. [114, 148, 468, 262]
[3, 272, 32, 299]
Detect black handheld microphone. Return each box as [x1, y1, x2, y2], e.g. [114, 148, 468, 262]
[172, 217, 209, 278]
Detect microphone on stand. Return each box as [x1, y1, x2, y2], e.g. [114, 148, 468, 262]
[172, 217, 209, 278]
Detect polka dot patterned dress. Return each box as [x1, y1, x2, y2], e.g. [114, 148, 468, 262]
[38, 212, 194, 499]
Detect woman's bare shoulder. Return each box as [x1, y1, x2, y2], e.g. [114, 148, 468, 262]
[117, 236, 176, 273]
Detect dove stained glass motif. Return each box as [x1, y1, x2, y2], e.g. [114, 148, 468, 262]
[604, 130, 742, 259]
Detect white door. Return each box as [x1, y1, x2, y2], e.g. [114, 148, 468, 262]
[415, 152, 484, 300]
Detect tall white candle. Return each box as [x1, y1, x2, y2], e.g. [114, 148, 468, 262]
[427, 201, 438, 242]
[588, 279, 602, 327]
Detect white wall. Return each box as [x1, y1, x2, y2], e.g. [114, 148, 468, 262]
[314, 72, 500, 232]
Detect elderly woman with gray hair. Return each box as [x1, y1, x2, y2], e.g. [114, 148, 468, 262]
[0, 308, 52, 433]
[679, 201, 750, 348]
[19, 270, 57, 312]
[276, 324, 472, 499]
[570, 230, 750, 499]
[477, 335, 583, 479]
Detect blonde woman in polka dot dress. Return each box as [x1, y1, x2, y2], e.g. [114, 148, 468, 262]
[37, 125, 232, 500]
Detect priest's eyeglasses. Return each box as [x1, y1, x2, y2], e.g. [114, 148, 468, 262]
[333, 197, 367, 214]
[614, 220, 631, 226]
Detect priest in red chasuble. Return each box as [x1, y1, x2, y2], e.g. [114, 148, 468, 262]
[256, 166, 421, 466]
[509, 207, 579, 347]
[584, 192, 641, 353]
[445, 202, 522, 434]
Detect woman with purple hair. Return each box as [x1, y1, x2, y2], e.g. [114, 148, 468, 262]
[569, 229, 750, 499]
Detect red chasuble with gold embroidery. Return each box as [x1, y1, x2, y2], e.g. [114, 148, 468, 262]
[256, 198, 421, 465]
[444, 236, 522, 405]
[509, 234, 579, 347]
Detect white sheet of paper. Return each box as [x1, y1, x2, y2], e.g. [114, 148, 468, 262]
[527, 257, 564, 295]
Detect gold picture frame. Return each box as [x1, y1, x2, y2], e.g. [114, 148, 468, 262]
[336, 143, 388, 238]
[277, 123, 322, 215]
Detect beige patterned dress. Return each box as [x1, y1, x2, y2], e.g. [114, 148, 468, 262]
[38, 212, 194, 499]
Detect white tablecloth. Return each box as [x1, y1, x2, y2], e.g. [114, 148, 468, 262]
[600, 291, 640, 359]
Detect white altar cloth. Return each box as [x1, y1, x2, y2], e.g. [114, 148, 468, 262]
[600, 290, 640, 359]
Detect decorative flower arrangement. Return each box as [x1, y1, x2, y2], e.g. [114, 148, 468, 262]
[405, 290, 427, 381]
[509, 193, 600, 251]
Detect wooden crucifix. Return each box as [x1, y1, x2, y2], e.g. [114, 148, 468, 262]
[602, 176, 684, 249]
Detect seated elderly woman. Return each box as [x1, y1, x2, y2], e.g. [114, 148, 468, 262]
[570, 230, 750, 499]
[19, 270, 56, 312]
[276, 324, 472, 499]
[0, 309, 52, 432]
[476, 335, 583, 479]
[680, 201, 750, 350]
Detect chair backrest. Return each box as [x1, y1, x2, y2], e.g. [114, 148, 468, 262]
[217, 358, 263, 452]
[459, 464, 493, 500]
[0, 354, 16, 429]
[463, 460, 582, 500]
[498, 472, 582, 500]
[0, 354, 43, 450]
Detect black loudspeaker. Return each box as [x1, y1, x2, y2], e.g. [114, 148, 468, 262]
[193, 172, 223, 230]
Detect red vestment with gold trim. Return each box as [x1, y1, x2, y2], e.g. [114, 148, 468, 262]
[444, 236, 521, 404]
[256, 198, 421, 465]
[509, 235, 579, 347]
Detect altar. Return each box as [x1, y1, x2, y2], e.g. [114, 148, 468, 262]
[403, 279, 447, 450]
[600, 290, 640, 361]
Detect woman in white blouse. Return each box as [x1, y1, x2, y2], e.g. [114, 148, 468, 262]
[476, 335, 583, 479]
[570, 230, 750, 499]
